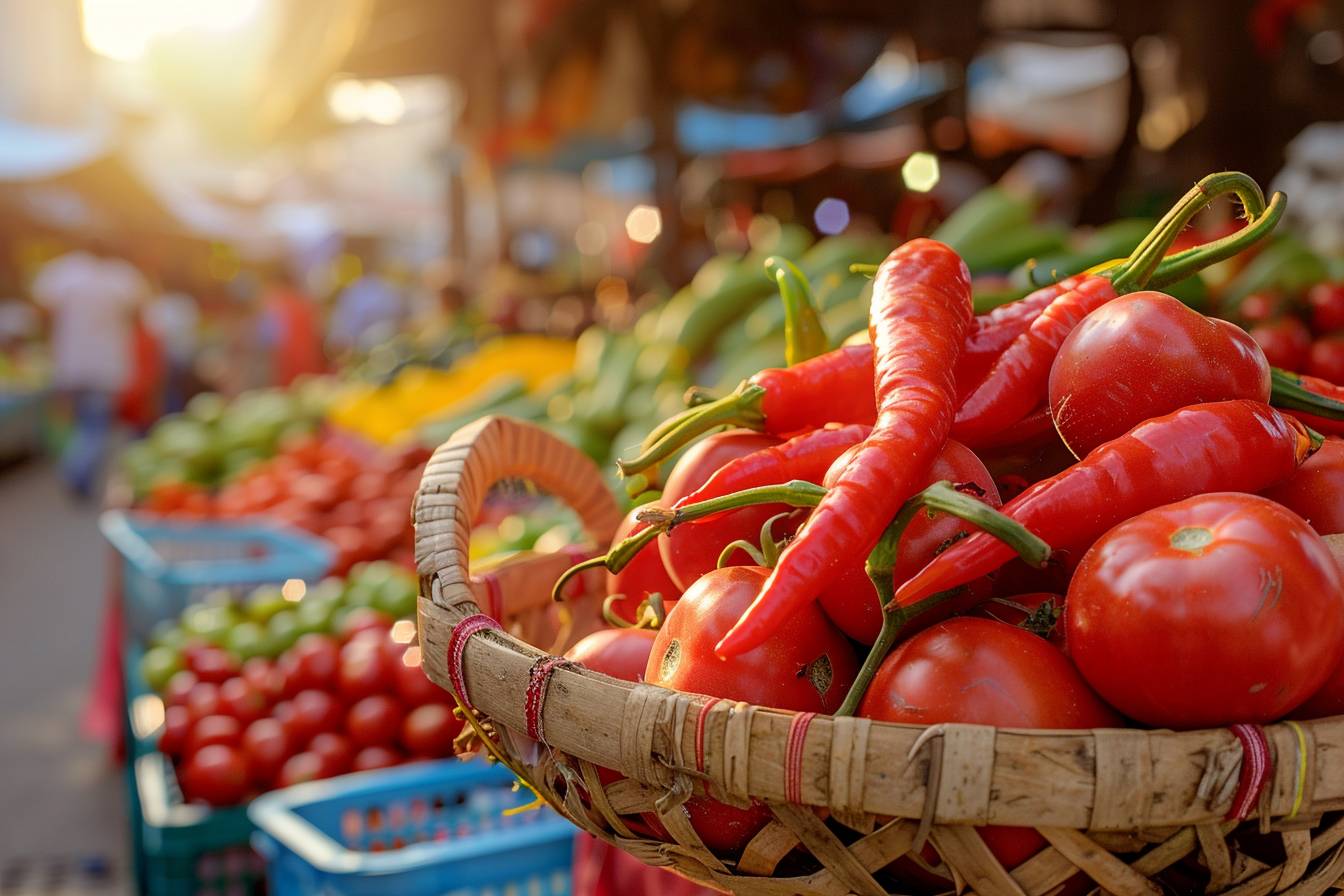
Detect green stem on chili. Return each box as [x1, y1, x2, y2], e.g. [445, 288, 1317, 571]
[1147, 193, 1285, 288]
[1270, 367, 1344, 418]
[616, 383, 768, 477]
[766, 256, 828, 366]
[849, 263, 878, 276]
[834, 481, 1051, 717]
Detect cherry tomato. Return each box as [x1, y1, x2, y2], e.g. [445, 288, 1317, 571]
[309, 732, 355, 776]
[276, 751, 328, 787]
[337, 608, 393, 643]
[1237, 291, 1288, 326]
[184, 682, 223, 723]
[164, 670, 199, 707]
[1309, 283, 1344, 334]
[604, 508, 681, 624]
[645, 565, 859, 853]
[279, 634, 340, 695]
[157, 705, 192, 758]
[186, 714, 243, 755]
[390, 648, 447, 707]
[1262, 439, 1344, 535]
[1309, 334, 1344, 384]
[346, 695, 404, 748]
[179, 744, 249, 806]
[819, 440, 1001, 643]
[240, 658, 285, 703]
[656, 431, 796, 592]
[564, 628, 657, 682]
[352, 746, 402, 772]
[187, 646, 240, 685]
[400, 704, 461, 758]
[1049, 292, 1271, 457]
[338, 638, 393, 702]
[218, 678, 267, 726]
[240, 718, 291, 786]
[1249, 317, 1312, 371]
[289, 689, 344, 743]
[1066, 493, 1344, 727]
[859, 618, 1118, 869]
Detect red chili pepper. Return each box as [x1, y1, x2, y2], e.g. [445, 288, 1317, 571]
[714, 238, 973, 658]
[890, 400, 1316, 611]
[968, 404, 1056, 451]
[1270, 368, 1344, 436]
[674, 423, 870, 523]
[957, 277, 1080, 398]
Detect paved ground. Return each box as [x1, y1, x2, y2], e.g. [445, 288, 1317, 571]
[0, 459, 128, 894]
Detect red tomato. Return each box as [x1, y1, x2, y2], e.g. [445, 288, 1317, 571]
[241, 718, 291, 786]
[1066, 493, 1344, 727]
[184, 682, 223, 723]
[338, 638, 393, 702]
[645, 565, 859, 853]
[656, 431, 794, 592]
[346, 695, 404, 748]
[391, 650, 447, 707]
[240, 658, 285, 703]
[1237, 291, 1288, 325]
[1309, 283, 1344, 334]
[218, 678, 267, 725]
[564, 628, 657, 682]
[337, 608, 393, 643]
[179, 744, 249, 806]
[1249, 317, 1312, 371]
[604, 507, 681, 623]
[1309, 335, 1344, 384]
[352, 746, 402, 772]
[276, 751, 328, 787]
[164, 670, 199, 707]
[188, 647, 240, 685]
[1049, 292, 1271, 457]
[158, 706, 192, 758]
[325, 526, 372, 575]
[1262, 439, 1344, 535]
[859, 618, 1118, 869]
[279, 634, 340, 695]
[819, 440, 1001, 644]
[186, 715, 243, 755]
[309, 732, 355, 776]
[400, 704, 461, 758]
[290, 690, 345, 743]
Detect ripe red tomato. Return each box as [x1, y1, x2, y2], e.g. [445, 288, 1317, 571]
[337, 608, 392, 643]
[346, 695, 404, 748]
[179, 744, 249, 806]
[188, 646, 240, 685]
[1249, 317, 1312, 371]
[1309, 335, 1344, 384]
[279, 634, 340, 695]
[352, 746, 402, 772]
[164, 670, 199, 707]
[240, 658, 285, 703]
[1066, 493, 1344, 727]
[309, 732, 355, 776]
[1238, 291, 1288, 325]
[645, 565, 859, 853]
[391, 649, 446, 707]
[240, 718, 291, 786]
[859, 618, 1118, 869]
[564, 628, 657, 682]
[819, 439, 1001, 643]
[218, 678, 267, 726]
[276, 751, 328, 787]
[1049, 292, 1271, 457]
[603, 508, 681, 623]
[338, 639, 393, 702]
[289, 690, 344, 743]
[1309, 283, 1344, 334]
[1262, 439, 1344, 535]
[186, 714, 242, 755]
[656, 431, 795, 592]
[158, 705, 192, 758]
[400, 704, 461, 758]
[184, 682, 223, 723]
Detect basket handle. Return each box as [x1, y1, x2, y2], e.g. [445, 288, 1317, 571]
[414, 415, 623, 623]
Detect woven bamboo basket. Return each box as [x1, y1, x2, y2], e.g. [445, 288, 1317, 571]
[415, 416, 1344, 896]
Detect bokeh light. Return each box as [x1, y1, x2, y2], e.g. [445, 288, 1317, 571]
[902, 152, 941, 192]
[625, 205, 663, 244]
[813, 198, 850, 235]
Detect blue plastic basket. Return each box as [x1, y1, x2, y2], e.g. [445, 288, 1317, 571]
[249, 759, 576, 896]
[101, 511, 333, 641]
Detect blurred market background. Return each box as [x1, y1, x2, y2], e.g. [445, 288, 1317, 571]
[3, 0, 1344, 893]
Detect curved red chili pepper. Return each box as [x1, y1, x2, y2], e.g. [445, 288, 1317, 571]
[715, 238, 973, 658]
[674, 423, 871, 524]
[890, 400, 1315, 610]
[957, 277, 1080, 399]
[1270, 368, 1344, 435]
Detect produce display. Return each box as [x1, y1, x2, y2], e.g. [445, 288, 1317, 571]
[139, 563, 458, 807]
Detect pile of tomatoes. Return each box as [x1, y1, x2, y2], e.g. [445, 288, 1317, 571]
[140, 431, 431, 575]
[147, 573, 459, 808]
[1241, 282, 1344, 380]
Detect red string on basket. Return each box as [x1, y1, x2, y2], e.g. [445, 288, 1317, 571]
[524, 656, 578, 744]
[474, 573, 503, 621]
[694, 698, 722, 773]
[785, 712, 817, 804]
[1227, 723, 1273, 821]
[445, 614, 501, 712]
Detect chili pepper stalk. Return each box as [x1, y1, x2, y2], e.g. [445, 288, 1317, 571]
[765, 256, 829, 366]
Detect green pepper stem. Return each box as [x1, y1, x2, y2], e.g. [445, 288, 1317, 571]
[551, 524, 662, 603]
[834, 481, 1052, 717]
[767, 257, 828, 366]
[616, 383, 767, 477]
[1271, 367, 1344, 419]
[717, 540, 765, 568]
[849, 263, 878, 276]
[1147, 192, 1286, 289]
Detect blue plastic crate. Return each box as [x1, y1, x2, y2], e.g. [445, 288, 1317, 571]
[101, 511, 333, 641]
[249, 759, 576, 896]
